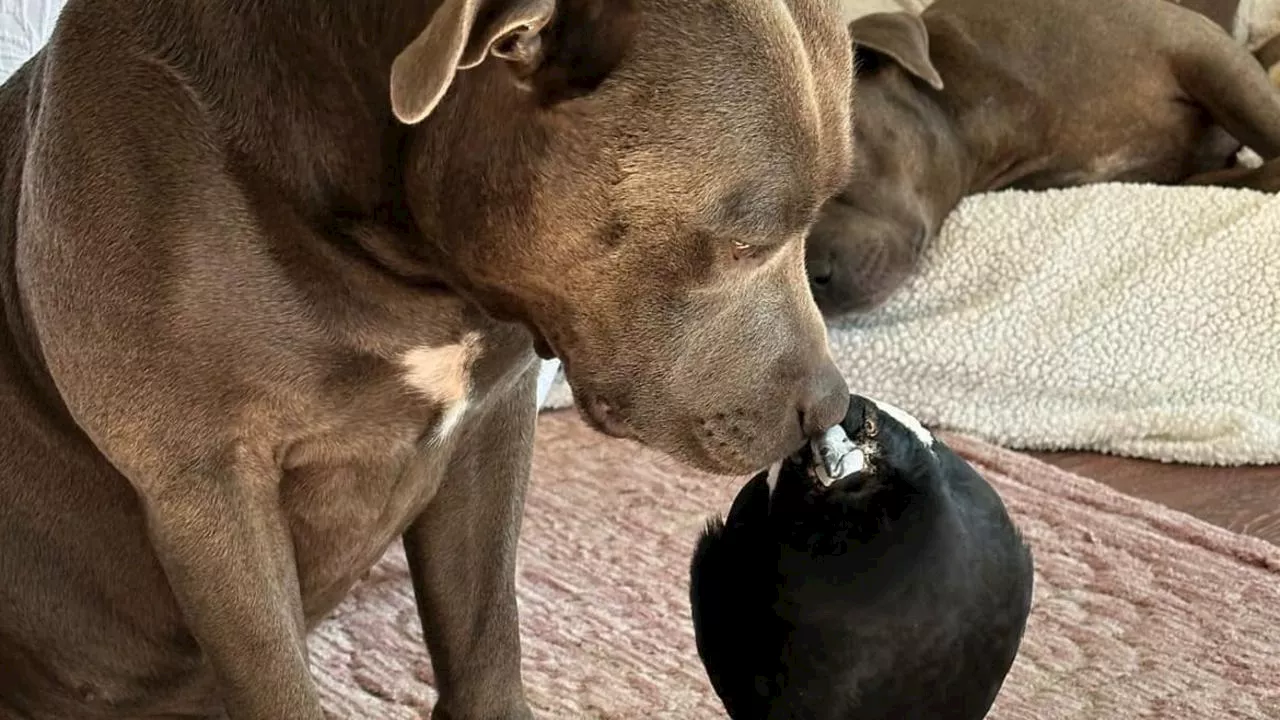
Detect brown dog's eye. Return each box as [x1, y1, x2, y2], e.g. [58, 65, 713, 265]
[731, 240, 759, 261]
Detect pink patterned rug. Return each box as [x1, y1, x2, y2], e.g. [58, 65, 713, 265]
[311, 411, 1280, 719]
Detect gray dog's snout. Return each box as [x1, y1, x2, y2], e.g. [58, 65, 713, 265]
[807, 252, 833, 289]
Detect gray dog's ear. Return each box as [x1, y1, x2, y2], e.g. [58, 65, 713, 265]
[390, 0, 556, 124]
[848, 11, 944, 91]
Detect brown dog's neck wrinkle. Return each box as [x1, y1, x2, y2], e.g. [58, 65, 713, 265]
[869, 79, 973, 233]
[926, 44, 1053, 195]
[117, 0, 492, 308]
[963, 125, 1052, 194]
[923, 105, 973, 232]
[128, 0, 441, 218]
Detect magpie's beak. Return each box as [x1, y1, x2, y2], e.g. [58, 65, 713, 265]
[810, 424, 866, 487]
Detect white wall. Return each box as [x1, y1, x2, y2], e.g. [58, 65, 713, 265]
[1, 0, 61, 81]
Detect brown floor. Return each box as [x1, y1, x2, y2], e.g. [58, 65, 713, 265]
[1032, 451, 1280, 546]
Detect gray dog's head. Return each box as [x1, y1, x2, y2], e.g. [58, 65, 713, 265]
[807, 11, 955, 317]
[390, 0, 856, 474]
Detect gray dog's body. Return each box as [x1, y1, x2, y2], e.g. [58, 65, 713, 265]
[807, 0, 1280, 316]
[0, 1, 856, 718]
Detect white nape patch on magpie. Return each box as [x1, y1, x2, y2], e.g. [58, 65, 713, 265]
[867, 397, 935, 448]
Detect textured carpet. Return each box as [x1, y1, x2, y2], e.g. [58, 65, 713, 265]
[311, 411, 1280, 719]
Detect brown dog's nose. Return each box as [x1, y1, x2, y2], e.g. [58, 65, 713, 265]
[797, 362, 850, 437]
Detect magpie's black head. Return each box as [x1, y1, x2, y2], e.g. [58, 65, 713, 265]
[690, 395, 1034, 720]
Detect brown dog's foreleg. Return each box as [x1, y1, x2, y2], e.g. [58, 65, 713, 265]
[1173, 21, 1280, 159]
[403, 374, 538, 720]
[143, 458, 323, 720]
[1183, 156, 1280, 191]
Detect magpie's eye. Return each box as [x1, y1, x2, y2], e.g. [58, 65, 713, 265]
[731, 240, 760, 261]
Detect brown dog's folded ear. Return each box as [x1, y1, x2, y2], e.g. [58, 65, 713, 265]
[390, 0, 635, 124]
[390, 0, 556, 124]
[848, 11, 944, 91]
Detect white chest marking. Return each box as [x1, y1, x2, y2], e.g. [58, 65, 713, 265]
[399, 334, 480, 444]
[867, 398, 935, 448]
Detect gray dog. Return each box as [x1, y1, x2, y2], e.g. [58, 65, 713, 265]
[0, 0, 857, 718]
[808, 0, 1280, 316]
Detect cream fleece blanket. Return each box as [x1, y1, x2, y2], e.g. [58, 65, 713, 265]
[542, 183, 1280, 465]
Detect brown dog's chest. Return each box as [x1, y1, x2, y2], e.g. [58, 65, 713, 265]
[0, 243, 538, 716]
[272, 327, 536, 625]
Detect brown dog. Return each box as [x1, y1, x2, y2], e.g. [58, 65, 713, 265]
[0, 1, 855, 718]
[808, 0, 1280, 316]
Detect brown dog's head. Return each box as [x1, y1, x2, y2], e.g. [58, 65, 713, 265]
[806, 11, 954, 317]
[389, 0, 856, 474]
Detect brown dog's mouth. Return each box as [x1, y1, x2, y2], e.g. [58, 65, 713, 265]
[530, 330, 557, 360]
[577, 394, 636, 440]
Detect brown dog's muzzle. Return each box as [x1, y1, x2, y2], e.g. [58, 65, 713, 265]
[550, 244, 851, 476]
[794, 362, 852, 439]
[571, 355, 849, 475]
